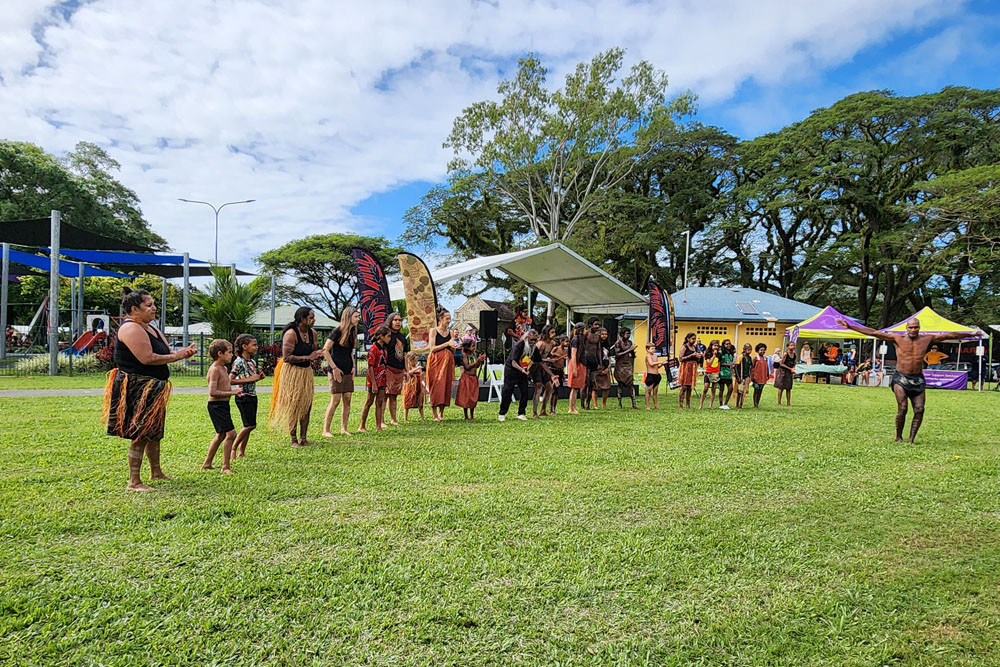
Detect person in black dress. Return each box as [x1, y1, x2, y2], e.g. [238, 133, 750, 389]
[103, 288, 196, 491]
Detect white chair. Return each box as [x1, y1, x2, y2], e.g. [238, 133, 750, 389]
[487, 364, 504, 402]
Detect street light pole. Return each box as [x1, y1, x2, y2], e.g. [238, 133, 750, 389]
[177, 198, 255, 264]
[681, 230, 691, 303]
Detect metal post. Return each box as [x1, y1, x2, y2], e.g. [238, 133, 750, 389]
[49, 210, 61, 375]
[78, 261, 85, 339]
[1, 242, 9, 360]
[682, 230, 690, 303]
[269, 275, 276, 344]
[70, 277, 77, 340]
[182, 252, 190, 346]
[160, 277, 167, 330]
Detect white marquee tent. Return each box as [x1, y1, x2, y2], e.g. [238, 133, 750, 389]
[387, 244, 647, 317]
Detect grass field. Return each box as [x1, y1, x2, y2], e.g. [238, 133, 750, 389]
[1, 384, 998, 665]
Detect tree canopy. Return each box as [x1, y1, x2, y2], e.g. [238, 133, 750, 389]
[0, 140, 166, 249]
[256, 233, 403, 320]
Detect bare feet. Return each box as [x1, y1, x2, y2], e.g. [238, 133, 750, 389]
[201, 465, 215, 470]
[389, 420, 400, 426]
[222, 467, 234, 475]
[376, 427, 385, 432]
[150, 472, 171, 480]
[289, 441, 301, 448]
[127, 482, 156, 491]
[896, 437, 904, 443]
[358, 427, 369, 433]
[321, 431, 335, 438]
[568, 409, 580, 415]
[299, 440, 312, 447]
[340, 429, 350, 436]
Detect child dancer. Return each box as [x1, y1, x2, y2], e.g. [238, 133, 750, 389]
[734, 343, 753, 409]
[751, 343, 770, 408]
[402, 351, 426, 422]
[699, 340, 721, 409]
[359, 325, 391, 433]
[230, 334, 264, 458]
[203, 339, 242, 474]
[549, 335, 568, 414]
[531, 326, 556, 418]
[455, 337, 486, 420]
[593, 327, 612, 409]
[644, 343, 665, 410]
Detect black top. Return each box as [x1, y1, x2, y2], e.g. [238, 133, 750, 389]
[434, 330, 451, 347]
[327, 327, 355, 374]
[387, 331, 408, 370]
[288, 327, 315, 368]
[680, 344, 700, 363]
[507, 340, 527, 372]
[114, 323, 170, 381]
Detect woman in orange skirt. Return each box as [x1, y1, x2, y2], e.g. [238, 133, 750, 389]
[402, 351, 426, 421]
[677, 332, 702, 410]
[566, 322, 586, 415]
[426, 306, 458, 421]
[455, 337, 486, 420]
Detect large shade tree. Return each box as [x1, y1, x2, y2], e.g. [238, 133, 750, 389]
[256, 233, 403, 320]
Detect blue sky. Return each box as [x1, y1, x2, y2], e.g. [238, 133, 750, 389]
[2, 0, 998, 270]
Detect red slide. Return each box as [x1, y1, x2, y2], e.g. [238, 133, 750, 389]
[72, 330, 106, 354]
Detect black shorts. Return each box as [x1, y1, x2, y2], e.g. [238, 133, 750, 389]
[645, 373, 662, 387]
[207, 400, 235, 434]
[719, 377, 732, 386]
[234, 394, 258, 428]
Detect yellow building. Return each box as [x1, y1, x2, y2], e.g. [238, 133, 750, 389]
[629, 286, 819, 375]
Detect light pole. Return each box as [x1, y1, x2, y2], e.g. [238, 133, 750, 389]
[178, 198, 255, 264]
[681, 229, 691, 303]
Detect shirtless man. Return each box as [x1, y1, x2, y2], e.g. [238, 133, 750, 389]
[836, 317, 982, 443]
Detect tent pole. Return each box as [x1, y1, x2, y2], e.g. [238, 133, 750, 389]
[269, 275, 276, 344]
[182, 252, 190, 347]
[70, 277, 77, 340]
[0, 242, 8, 359]
[161, 277, 167, 330]
[49, 210, 61, 376]
[78, 261, 85, 340]
[566, 309, 572, 336]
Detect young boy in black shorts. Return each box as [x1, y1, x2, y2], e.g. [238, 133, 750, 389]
[203, 339, 242, 474]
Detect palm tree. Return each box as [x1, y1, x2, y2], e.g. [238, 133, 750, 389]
[191, 266, 267, 343]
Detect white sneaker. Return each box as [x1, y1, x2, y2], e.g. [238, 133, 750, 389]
[720, 405, 730, 410]
[497, 415, 505, 422]
[517, 414, 528, 421]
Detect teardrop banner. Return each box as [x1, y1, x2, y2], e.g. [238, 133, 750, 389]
[648, 277, 678, 387]
[397, 252, 438, 350]
[351, 248, 392, 347]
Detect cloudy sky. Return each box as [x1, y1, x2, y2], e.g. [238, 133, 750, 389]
[3, 0, 998, 269]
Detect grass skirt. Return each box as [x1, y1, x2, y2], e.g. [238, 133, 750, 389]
[268, 360, 315, 432]
[103, 368, 172, 441]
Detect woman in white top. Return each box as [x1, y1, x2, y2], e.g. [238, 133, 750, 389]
[800, 342, 812, 365]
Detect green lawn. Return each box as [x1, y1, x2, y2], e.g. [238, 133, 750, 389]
[1, 385, 998, 665]
[0, 374, 333, 390]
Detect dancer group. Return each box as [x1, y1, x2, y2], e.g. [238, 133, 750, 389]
[105, 287, 979, 490]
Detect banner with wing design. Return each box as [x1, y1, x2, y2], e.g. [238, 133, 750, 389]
[397, 252, 438, 350]
[351, 248, 392, 346]
[647, 277, 673, 357]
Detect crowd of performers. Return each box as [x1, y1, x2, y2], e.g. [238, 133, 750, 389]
[104, 287, 980, 491]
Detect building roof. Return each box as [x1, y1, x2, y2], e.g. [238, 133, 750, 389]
[671, 286, 818, 323]
[481, 299, 516, 321]
[250, 304, 339, 328]
[387, 244, 647, 315]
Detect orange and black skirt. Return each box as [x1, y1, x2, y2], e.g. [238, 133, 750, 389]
[103, 369, 172, 441]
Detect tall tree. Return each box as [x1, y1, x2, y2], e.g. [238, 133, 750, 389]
[256, 233, 403, 319]
[0, 140, 165, 249]
[445, 48, 693, 245]
[190, 266, 268, 343]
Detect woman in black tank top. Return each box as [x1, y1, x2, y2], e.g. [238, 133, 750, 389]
[104, 288, 196, 492]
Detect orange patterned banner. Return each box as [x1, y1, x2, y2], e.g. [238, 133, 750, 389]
[397, 253, 438, 350]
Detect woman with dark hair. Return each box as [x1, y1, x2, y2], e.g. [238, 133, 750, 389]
[566, 322, 586, 415]
[268, 306, 322, 446]
[613, 327, 637, 409]
[103, 287, 196, 491]
[677, 332, 701, 410]
[426, 306, 458, 421]
[321, 306, 359, 436]
[384, 312, 409, 426]
[774, 340, 797, 406]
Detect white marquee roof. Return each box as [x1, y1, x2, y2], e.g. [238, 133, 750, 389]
[387, 244, 647, 315]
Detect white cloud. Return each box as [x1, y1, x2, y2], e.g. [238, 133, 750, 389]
[0, 0, 969, 267]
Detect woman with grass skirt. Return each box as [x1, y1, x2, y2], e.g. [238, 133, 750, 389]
[426, 306, 458, 421]
[269, 307, 323, 446]
[104, 287, 196, 492]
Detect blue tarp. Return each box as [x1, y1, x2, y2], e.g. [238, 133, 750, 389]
[55, 249, 210, 264]
[9, 249, 136, 278]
